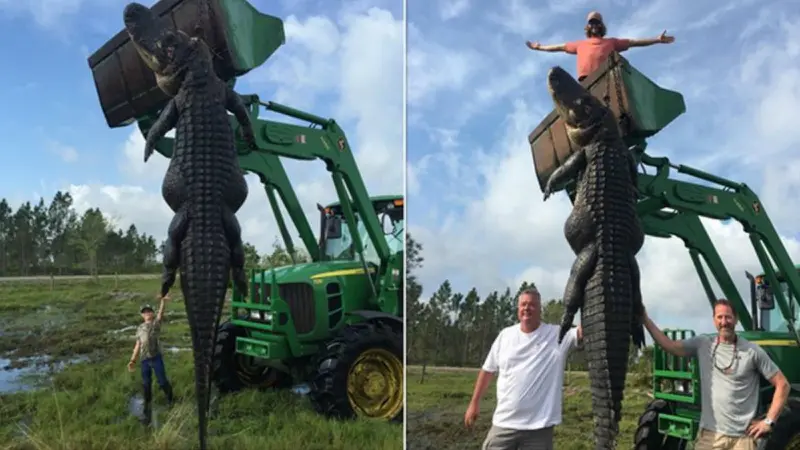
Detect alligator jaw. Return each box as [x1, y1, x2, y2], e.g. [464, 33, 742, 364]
[123, 2, 196, 95]
[546, 66, 610, 146]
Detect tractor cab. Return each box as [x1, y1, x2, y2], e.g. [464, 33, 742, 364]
[749, 264, 800, 332]
[318, 195, 404, 268]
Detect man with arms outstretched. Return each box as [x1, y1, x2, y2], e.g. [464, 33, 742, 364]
[465, 288, 582, 450]
[642, 299, 790, 450]
[527, 11, 675, 81]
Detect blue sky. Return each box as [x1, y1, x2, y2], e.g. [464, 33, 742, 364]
[406, 0, 800, 335]
[0, 0, 404, 258]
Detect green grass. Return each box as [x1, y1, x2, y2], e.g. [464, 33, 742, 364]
[406, 366, 653, 450]
[0, 279, 402, 450]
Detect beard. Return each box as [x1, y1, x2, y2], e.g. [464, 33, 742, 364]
[718, 325, 735, 339]
[586, 24, 605, 37]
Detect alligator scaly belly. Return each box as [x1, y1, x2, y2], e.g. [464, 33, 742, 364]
[542, 66, 645, 449]
[123, 3, 256, 449]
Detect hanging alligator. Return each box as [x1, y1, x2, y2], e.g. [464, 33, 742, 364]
[541, 66, 646, 449]
[122, 3, 255, 449]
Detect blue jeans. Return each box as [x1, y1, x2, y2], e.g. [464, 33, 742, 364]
[141, 353, 172, 402]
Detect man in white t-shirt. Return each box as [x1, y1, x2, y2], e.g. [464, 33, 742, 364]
[464, 288, 582, 449]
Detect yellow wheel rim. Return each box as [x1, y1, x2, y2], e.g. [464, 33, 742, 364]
[346, 348, 403, 420]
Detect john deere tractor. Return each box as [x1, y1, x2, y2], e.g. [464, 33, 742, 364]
[87, 0, 404, 422]
[529, 53, 800, 448]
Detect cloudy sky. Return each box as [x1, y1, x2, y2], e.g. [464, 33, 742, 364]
[0, 0, 403, 259]
[407, 0, 800, 335]
[3, 0, 800, 338]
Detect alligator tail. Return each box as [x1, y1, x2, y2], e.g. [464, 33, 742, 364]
[181, 200, 230, 450]
[583, 233, 634, 450]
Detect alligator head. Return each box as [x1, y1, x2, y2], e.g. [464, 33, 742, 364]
[123, 2, 212, 96]
[546, 66, 617, 147]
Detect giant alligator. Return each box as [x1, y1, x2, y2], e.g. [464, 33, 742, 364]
[541, 66, 646, 449]
[123, 3, 255, 449]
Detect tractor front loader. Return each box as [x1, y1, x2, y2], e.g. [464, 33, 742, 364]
[528, 53, 800, 448]
[86, 0, 404, 423]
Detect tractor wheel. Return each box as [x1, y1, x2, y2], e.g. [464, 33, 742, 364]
[211, 320, 291, 394]
[308, 321, 403, 422]
[634, 399, 686, 450]
[763, 399, 800, 450]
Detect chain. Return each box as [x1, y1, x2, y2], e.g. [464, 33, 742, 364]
[711, 335, 739, 374]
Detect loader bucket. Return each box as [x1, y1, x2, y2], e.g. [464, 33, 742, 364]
[87, 0, 285, 128]
[529, 53, 686, 193]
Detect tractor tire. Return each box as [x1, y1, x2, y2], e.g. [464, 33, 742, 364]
[763, 399, 800, 450]
[211, 320, 291, 394]
[634, 399, 686, 450]
[308, 321, 403, 422]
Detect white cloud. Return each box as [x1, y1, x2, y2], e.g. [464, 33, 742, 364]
[47, 140, 79, 163]
[409, 3, 800, 337]
[406, 24, 480, 109]
[438, 0, 469, 21]
[61, 4, 403, 257]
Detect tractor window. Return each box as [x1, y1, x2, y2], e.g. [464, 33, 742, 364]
[323, 214, 355, 261]
[765, 282, 798, 333]
[321, 208, 404, 264]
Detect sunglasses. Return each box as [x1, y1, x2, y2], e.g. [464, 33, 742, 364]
[587, 18, 603, 25]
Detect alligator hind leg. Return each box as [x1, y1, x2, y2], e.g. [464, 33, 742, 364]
[161, 206, 189, 297]
[221, 207, 248, 296]
[630, 254, 646, 348]
[558, 242, 599, 343]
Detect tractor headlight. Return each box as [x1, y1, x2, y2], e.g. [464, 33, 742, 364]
[248, 310, 272, 322]
[236, 308, 248, 319]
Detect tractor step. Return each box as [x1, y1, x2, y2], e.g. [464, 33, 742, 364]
[658, 413, 696, 441]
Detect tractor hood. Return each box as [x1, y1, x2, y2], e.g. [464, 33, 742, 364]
[252, 260, 376, 285]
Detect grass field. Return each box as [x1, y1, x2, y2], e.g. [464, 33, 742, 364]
[0, 278, 402, 450]
[405, 365, 653, 450]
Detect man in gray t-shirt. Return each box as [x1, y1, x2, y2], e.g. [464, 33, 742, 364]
[642, 299, 790, 450]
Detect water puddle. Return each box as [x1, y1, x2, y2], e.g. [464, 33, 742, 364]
[127, 394, 164, 428]
[0, 358, 36, 393]
[291, 383, 310, 395]
[0, 354, 90, 394]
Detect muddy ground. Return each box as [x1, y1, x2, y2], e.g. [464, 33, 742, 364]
[0, 278, 402, 450]
[405, 366, 653, 450]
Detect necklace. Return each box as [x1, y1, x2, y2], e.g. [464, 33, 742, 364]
[711, 335, 738, 374]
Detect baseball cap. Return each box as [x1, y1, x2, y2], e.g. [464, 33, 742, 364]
[586, 11, 604, 23]
[140, 304, 155, 313]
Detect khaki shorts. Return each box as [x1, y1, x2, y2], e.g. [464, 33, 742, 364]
[694, 428, 757, 450]
[481, 425, 554, 450]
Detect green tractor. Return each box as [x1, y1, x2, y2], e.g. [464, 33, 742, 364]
[529, 53, 800, 448]
[86, 0, 404, 422]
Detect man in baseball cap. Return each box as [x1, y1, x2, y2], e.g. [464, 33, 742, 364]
[526, 10, 675, 81]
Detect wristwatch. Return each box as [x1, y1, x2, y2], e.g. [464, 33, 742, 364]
[764, 417, 774, 426]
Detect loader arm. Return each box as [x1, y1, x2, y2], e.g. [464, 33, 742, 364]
[633, 146, 800, 342]
[137, 94, 398, 314]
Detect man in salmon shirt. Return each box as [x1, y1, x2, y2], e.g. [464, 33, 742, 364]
[526, 11, 675, 81]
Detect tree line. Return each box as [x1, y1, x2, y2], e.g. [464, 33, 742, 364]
[0, 191, 311, 277]
[405, 233, 654, 381]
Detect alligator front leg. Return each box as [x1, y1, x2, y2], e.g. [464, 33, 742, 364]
[144, 98, 178, 162]
[225, 86, 256, 149]
[543, 148, 586, 201]
[558, 242, 598, 343]
[222, 206, 248, 296]
[160, 205, 188, 297]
